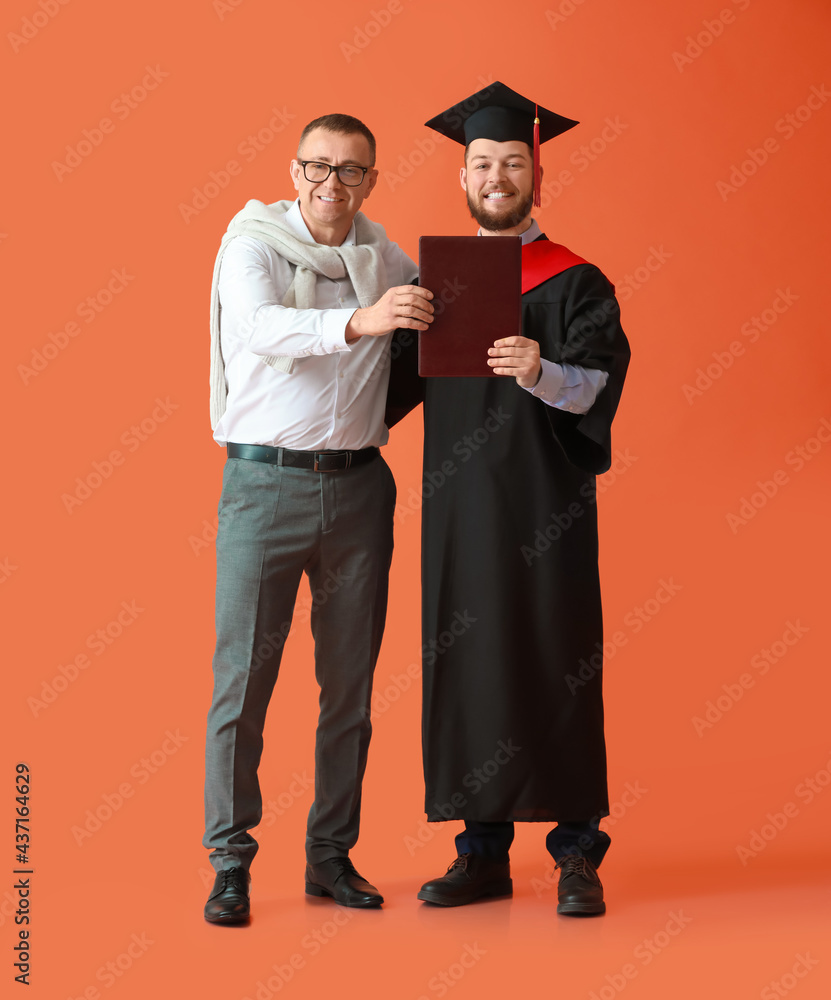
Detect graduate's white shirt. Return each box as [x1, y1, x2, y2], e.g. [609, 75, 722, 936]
[213, 199, 417, 450]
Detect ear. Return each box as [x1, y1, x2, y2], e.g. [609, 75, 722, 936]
[459, 164, 467, 191]
[289, 159, 302, 192]
[362, 167, 379, 200]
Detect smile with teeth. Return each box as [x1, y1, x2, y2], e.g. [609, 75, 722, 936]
[484, 191, 513, 200]
[319, 196, 341, 202]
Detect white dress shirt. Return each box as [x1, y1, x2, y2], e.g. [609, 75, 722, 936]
[213, 200, 417, 450]
[478, 220, 610, 415]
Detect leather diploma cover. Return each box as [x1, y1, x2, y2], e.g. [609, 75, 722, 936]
[418, 236, 521, 377]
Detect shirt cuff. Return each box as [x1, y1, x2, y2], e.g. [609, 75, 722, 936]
[524, 358, 566, 401]
[319, 309, 353, 352]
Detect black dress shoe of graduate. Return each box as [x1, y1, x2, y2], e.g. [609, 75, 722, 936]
[305, 857, 384, 907]
[204, 867, 251, 925]
[417, 852, 513, 906]
[555, 854, 606, 915]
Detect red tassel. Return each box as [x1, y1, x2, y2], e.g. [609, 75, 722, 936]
[533, 105, 541, 208]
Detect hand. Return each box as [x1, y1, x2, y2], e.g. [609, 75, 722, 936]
[487, 336, 542, 388]
[345, 285, 434, 342]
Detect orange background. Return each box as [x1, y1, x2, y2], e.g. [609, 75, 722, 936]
[3, 0, 830, 996]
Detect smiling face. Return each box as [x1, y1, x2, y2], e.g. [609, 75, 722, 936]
[290, 127, 378, 245]
[461, 138, 537, 233]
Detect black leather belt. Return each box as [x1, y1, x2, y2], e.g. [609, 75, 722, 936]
[227, 442, 379, 472]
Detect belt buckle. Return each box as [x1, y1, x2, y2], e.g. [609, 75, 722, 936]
[314, 451, 351, 472]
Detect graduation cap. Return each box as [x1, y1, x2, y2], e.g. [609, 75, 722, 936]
[424, 81, 579, 207]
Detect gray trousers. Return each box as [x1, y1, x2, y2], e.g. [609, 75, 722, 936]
[203, 454, 396, 870]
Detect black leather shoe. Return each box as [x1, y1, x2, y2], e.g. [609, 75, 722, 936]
[555, 855, 605, 915]
[417, 853, 512, 906]
[204, 867, 251, 925]
[305, 857, 383, 908]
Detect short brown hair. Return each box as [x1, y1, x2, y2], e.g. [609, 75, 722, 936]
[298, 114, 377, 166]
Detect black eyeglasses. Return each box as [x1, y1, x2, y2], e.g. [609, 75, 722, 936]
[299, 160, 370, 187]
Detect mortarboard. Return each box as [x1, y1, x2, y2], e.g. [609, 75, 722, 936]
[424, 81, 579, 207]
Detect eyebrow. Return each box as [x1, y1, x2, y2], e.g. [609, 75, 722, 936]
[305, 156, 365, 165]
[469, 153, 529, 163]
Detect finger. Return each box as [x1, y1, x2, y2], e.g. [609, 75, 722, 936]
[493, 336, 531, 348]
[400, 294, 434, 312]
[488, 346, 533, 357]
[400, 285, 434, 299]
[400, 305, 434, 323]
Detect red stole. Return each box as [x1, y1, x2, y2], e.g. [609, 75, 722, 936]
[521, 239, 588, 294]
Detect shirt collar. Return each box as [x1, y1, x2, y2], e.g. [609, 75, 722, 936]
[286, 198, 357, 246]
[475, 217, 542, 245]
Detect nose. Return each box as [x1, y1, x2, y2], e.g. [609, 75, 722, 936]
[486, 163, 508, 184]
[321, 168, 343, 190]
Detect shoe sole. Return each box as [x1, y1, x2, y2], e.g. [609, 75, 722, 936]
[557, 900, 606, 915]
[204, 910, 250, 925]
[305, 882, 383, 907]
[417, 878, 513, 907]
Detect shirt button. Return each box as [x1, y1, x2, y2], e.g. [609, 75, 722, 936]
[339, 372, 344, 379]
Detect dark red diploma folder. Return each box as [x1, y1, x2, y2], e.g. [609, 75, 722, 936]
[418, 235, 521, 377]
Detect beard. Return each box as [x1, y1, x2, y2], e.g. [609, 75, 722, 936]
[466, 188, 534, 232]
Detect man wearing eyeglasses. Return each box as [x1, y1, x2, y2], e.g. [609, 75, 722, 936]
[203, 114, 434, 924]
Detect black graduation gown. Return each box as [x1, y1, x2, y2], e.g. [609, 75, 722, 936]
[386, 238, 630, 823]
